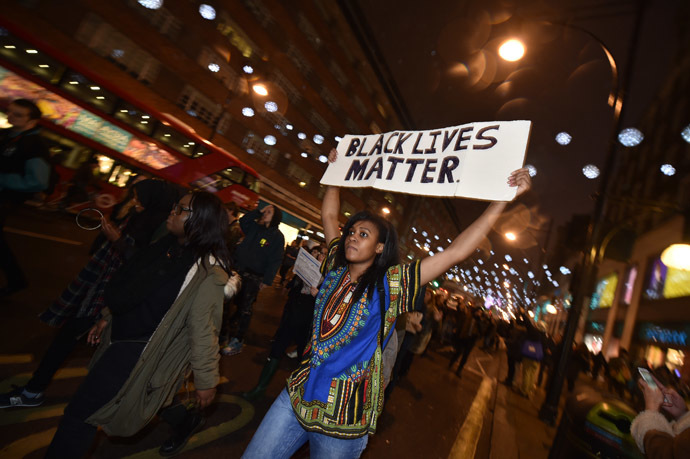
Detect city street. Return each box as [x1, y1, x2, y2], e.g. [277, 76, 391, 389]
[0, 206, 510, 458]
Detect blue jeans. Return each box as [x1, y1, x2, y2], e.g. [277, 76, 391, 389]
[242, 389, 369, 459]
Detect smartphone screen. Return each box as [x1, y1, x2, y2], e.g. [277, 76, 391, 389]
[638, 367, 658, 390]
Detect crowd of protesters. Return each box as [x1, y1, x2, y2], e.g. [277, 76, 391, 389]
[5, 99, 689, 458]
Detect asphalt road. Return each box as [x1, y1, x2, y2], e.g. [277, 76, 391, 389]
[0, 205, 498, 458]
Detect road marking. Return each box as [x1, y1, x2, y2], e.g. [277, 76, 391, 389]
[0, 395, 254, 457]
[4, 227, 83, 246]
[0, 367, 88, 392]
[0, 354, 33, 364]
[123, 395, 254, 458]
[0, 427, 56, 457]
[449, 376, 495, 459]
[0, 403, 67, 426]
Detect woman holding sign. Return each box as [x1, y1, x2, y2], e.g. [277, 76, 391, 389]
[243, 149, 530, 458]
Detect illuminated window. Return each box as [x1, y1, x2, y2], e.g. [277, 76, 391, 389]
[589, 273, 618, 309]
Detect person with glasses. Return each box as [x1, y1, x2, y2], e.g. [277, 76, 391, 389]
[221, 203, 285, 355]
[45, 191, 239, 458]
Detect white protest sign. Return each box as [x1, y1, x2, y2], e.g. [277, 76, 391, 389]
[293, 248, 322, 288]
[320, 120, 531, 201]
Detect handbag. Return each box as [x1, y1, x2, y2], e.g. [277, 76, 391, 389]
[521, 339, 544, 361]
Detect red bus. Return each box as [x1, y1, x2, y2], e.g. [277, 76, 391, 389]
[0, 27, 260, 212]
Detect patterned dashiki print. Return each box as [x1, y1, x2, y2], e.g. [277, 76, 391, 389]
[286, 237, 421, 438]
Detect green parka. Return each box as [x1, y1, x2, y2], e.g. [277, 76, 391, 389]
[85, 259, 237, 436]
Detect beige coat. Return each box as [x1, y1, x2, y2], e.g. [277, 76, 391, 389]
[85, 259, 239, 437]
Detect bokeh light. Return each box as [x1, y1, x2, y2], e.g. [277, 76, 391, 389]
[618, 127, 644, 147]
[498, 39, 525, 62]
[582, 164, 600, 179]
[555, 132, 572, 145]
[682, 125, 690, 143]
[263, 135, 276, 146]
[661, 164, 676, 176]
[199, 4, 216, 20]
[138, 0, 162, 10]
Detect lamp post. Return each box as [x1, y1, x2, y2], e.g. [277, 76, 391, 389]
[537, 11, 645, 425]
[498, 7, 646, 425]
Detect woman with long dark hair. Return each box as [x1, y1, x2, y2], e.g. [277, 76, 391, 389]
[242, 149, 530, 458]
[45, 191, 239, 458]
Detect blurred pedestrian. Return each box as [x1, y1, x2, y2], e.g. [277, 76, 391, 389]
[591, 350, 608, 382]
[279, 239, 299, 285]
[0, 179, 180, 408]
[519, 314, 545, 398]
[502, 320, 525, 387]
[448, 299, 480, 377]
[45, 191, 238, 458]
[242, 244, 327, 401]
[221, 204, 284, 355]
[608, 348, 632, 398]
[566, 343, 590, 392]
[0, 98, 51, 297]
[61, 156, 101, 210]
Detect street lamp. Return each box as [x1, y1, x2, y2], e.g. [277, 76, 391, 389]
[531, 9, 646, 426]
[252, 83, 268, 96]
[661, 244, 690, 271]
[498, 39, 525, 61]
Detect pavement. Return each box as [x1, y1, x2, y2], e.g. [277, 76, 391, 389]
[0, 205, 597, 458]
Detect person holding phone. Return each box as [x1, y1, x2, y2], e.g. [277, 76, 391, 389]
[631, 370, 690, 458]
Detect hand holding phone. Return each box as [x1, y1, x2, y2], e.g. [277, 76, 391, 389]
[639, 367, 671, 404]
[638, 368, 657, 390]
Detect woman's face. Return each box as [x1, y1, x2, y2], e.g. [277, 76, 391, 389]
[344, 220, 383, 264]
[167, 194, 193, 238]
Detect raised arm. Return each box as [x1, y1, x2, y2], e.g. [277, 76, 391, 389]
[321, 149, 341, 245]
[419, 168, 531, 285]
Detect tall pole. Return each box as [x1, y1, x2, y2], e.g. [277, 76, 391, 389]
[538, 2, 646, 425]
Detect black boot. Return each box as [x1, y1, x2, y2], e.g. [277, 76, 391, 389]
[242, 357, 280, 401]
[159, 407, 205, 457]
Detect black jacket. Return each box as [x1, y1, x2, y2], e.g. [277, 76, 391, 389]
[233, 208, 285, 285]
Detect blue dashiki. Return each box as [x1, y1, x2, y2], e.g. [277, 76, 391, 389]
[286, 237, 421, 438]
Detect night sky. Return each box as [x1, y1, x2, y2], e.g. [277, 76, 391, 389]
[353, 0, 683, 235]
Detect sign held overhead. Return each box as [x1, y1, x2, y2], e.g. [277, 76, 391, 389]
[320, 120, 532, 202]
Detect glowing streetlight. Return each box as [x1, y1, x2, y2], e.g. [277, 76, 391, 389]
[505, 232, 517, 241]
[252, 83, 268, 96]
[661, 244, 690, 271]
[498, 39, 525, 62]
